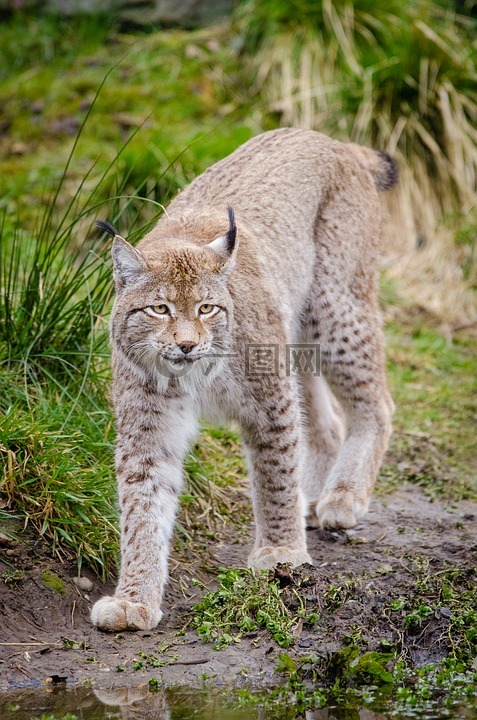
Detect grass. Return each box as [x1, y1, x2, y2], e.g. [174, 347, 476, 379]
[0, 15, 256, 227]
[382, 321, 477, 499]
[0, 404, 117, 575]
[0, 65, 132, 575]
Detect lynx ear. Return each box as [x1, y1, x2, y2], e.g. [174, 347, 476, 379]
[111, 235, 147, 286]
[207, 206, 239, 270]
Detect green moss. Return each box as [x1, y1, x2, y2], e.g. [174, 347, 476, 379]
[41, 569, 66, 597]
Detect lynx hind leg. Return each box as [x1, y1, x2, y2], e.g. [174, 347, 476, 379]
[307, 179, 393, 529]
[299, 373, 345, 527]
[309, 297, 393, 529]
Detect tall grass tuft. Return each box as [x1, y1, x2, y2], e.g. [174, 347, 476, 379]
[0, 213, 111, 401]
[0, 81, 165, 575]
[0, 406, 118, 577]
[237, 0, 477, 322]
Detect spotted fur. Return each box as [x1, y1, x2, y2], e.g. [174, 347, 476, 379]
[91, 128, 396, 631]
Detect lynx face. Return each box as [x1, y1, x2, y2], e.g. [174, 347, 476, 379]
[110, 240, 235, 376]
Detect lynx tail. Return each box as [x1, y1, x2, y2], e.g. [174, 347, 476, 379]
[348, 144, 399, 191]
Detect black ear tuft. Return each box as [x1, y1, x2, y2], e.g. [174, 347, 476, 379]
[226, 205, 237, 254]
[96, 219, 119, 237]
[206, 207, 239, 265]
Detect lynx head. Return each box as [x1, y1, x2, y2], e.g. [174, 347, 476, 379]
[104, 208, 238, 379]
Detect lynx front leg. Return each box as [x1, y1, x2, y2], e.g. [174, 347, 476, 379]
[241, 375, 311, 570]
[91, 379, 196, 631]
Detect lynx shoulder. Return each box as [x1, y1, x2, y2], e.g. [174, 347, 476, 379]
[91, 128, 397, 632]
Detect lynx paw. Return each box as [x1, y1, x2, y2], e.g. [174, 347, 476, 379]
[305, 501, 321, 528]
[248, 545, 312, 570]
[315, 490, 368, 529]
[91, 595, 163, 631]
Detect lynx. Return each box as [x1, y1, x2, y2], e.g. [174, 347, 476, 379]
[91, 128, 397, 631]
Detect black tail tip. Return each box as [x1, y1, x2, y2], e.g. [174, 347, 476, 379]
[376, 151, 399, 190]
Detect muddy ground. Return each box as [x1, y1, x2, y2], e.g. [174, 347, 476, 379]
[0, 484, 476, 695]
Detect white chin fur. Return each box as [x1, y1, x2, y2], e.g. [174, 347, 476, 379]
[120, 345, 224, 394]
[154, 355, 224, 393]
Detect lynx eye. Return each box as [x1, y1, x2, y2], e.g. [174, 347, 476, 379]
[146, 304, 169, 317]
[198, 303, 215, 315]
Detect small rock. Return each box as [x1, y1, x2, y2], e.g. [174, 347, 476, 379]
[10, 142, 28, 155]
[0, 532, 15, 547]
[375, 564, 394, 575]
[73, 576, 94, 592]
[30, 100, 44, 114]
[50, 117, 80, 136]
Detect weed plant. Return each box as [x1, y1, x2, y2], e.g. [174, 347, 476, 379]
[191, 568, 318, 649]
[212, 561, 477, 712]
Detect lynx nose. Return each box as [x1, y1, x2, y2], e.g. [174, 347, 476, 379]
[179, 341, 197, 354]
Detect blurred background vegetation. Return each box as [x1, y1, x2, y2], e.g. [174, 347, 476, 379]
[0, 0, 475, 576]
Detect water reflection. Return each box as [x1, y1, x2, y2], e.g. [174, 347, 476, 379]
[0, 685, 379, 720]
[93, 687, 393, 719]
[306, 711, 387, 720]
[0, 685, 473, 720]
[94, 687, 397, 720]
[94, 686, 170, 719]
[3, 685, 272, 720]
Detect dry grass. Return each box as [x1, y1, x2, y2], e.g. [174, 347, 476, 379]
[382, 175, 477, 326]
[239, 0, 477, 323]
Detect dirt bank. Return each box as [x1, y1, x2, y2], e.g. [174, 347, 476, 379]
[1, 484, 476, 692]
